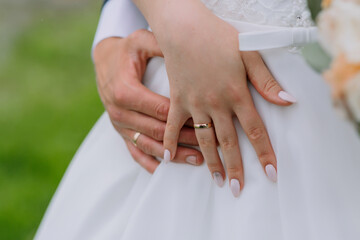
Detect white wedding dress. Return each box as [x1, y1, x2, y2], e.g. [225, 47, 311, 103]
[35, 1, 360, 239]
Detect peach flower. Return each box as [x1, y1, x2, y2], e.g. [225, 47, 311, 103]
[323, 54, 360, 99]
[322, 0, 332, 8]
[318, 0, 360, 63]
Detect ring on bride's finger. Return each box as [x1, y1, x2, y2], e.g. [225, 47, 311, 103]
[132, 132, 141, 146]
[194, 123, 213, 129]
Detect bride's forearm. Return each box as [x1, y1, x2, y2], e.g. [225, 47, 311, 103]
[132, 0, 220, 49]
[132, 0, 206, 28]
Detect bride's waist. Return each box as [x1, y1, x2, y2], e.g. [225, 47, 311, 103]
[222, 17, 318, 52]
[148, 18, 317, 52]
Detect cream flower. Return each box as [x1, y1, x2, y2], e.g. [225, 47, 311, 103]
[318, 0, 360, 63]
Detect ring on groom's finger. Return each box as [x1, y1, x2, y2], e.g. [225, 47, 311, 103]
[132, 132, 141, 146]
[194, 123, 213, 129]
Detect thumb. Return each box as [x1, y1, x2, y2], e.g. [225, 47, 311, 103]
[131, 29, 163, 58]
[241, 51, 297, 106]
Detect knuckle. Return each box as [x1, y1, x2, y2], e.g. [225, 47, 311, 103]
[152, 124, 165, 140]
[198, 136, 216, 148]
[205, 93, 221, 109]
[111, 109, 126, 123]
[118, 128, 126, 137]
[246, 67, 258, 81]
[263, 76, 278, 94]
[165, 138, 177, 147]
[248, 126, 265, 141]
[166, 122, 180, 133]
[129, 29, 147, 41]
[226, 165, 242, 177]
[188, 95, 201, 110]
[227, 86, 243, 103]
[113, 87, 127, 105]
[141, 141, 154, 156]
[206, 162, 223, 171]
[172, 93, 183, 105]
[258, 152, 275, 165]
[155, 102, 169, 119]
[219, 136, 238, 150]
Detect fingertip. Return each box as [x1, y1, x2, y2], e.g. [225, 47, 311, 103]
[186, 152, 204, 166]
[156, 101, 170, 121]
[230, 178, 241, 198]
[146, 161, 160, 174]
[212, 172, 225, 187]
[262, 92, 293, 106]
[163, 138, 178, 163]
[196, 154, 205, 165]
[240, 181, 245, 191]
[163, 113, 187, 163]
[163, 149, 171, 163]
[265, 164, 277, 182]
[185, 155, 197, 165]
[125, 139, 159, 174]
[278, 91, 297, 104]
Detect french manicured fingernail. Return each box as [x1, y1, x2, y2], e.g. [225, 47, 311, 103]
[186, 156, 197, 165]
[230, 179, 241, 198]
[265, 164, 277, 182]
[278, 91, 297, 103]
[163, 149, 171, 163]
[212, 172, 224, 187]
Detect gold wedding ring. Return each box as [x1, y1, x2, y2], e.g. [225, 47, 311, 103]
[194, 123, 213, 129]
[132, 132, 141, 146]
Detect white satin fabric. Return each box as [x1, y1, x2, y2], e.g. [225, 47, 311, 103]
[36, 10, 360, 240]
[235, 21, 317, 51]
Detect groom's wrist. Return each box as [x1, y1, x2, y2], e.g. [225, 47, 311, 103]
[92, 0, 148, 58]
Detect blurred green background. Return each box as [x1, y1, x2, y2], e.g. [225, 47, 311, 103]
[0, 0, 104, 239]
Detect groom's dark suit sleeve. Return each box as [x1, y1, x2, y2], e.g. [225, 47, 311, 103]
[93, 0, 149, 52]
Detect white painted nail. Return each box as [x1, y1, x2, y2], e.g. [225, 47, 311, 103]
[186, 156, 197, 165]
[230, 179, 241, 198]
[163, 149, 171, 163]
[212, 172, 224, 187]
[278, 91, 297, 103]
[265, 164, 277, 182]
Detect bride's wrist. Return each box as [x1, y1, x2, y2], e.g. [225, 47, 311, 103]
[133, 0, 239, 55]
[143, 1, 215, 48]
[158, 14, 238, 56]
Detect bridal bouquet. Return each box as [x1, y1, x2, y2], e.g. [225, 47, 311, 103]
[304, 0, 360, 133]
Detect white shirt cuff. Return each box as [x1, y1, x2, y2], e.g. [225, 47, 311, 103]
[92, 0, 148, 57]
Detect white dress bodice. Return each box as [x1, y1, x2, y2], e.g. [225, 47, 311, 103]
[202, 0, 313, 27]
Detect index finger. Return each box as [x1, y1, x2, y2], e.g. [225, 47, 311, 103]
[234, 96, 277, 182]
[122, 83, 170, 122]
[242, 51, 296, 106]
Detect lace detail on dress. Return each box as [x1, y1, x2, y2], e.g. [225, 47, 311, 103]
[202, 0, 313, 27]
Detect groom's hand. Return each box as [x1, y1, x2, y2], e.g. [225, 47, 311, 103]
[93, 30, 204, 173]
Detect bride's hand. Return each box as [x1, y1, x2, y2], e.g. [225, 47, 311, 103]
[134, 0, 296, 196]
